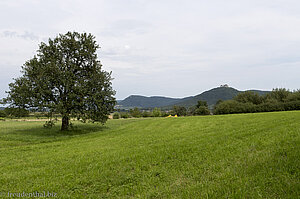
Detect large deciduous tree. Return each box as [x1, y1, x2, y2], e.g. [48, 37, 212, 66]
[3, 32, 116, 130]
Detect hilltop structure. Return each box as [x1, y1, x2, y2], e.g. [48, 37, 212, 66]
[220, 84, 229, 87]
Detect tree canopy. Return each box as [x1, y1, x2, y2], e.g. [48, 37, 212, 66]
[3, 32, 116, 130]
[214, 88, 300, 114]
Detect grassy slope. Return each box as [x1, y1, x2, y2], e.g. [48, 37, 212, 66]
[0, 112, 299, 198]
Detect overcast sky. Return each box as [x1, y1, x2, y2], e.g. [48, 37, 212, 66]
[1, 0, 300, 100]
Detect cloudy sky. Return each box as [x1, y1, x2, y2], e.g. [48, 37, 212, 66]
[1, 0, 300, 100]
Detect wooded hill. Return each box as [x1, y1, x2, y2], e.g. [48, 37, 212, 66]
[117, 86, 270, 109]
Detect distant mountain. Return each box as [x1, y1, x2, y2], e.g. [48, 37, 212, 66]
[117, 95, 182, 108]
[117, 86, 270, 109]
[0, 107, 5, 110]
[172, 87, 240, 108]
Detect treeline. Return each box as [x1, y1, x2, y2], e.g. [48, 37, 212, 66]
[113, 101, 210, 119]
[4, 88, 298, 120]
[214, 88, 300, 114]
[113, 107, 164, 119]
[0, 107, 29, 118]
[170, 100, 210, 116]
[0, 107, 58, 119]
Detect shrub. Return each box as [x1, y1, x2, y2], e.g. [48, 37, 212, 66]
[113, 112, 120, 119]
[130, 107, 141, 118]
[0, 110, 6, 117]
[283, 101, 300, 111]
[234, 91, 263, 105]
[172, 106, 187, 116]
[214, 88, 300, 115]
[266, 88, 290, 102]
[43, 120, 56, 128]
[152, 108, 161, 117]
[214, 100, 237, 115]
[285, 90, 300, 102]
[160, 111, 169, 117]
[4, 107, 29, 117]
[120, 112, 130, 119]
[142, 111, 152, 117]
[196, 100, 208, 108]
[214, 100, 256, 115]
[194, 106, 210, 115]
[187, 106, 196, 116]
[190, 100, 211, 115]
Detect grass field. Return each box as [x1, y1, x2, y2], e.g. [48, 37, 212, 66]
[0, 111, 299, 198]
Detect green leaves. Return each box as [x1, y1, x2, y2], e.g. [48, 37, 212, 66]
[214, 88, 300, 114]
[4, 31, 116, 130]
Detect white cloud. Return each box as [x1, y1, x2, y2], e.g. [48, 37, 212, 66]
[1, 30, 39, 40]
[1, 0, 300, 99]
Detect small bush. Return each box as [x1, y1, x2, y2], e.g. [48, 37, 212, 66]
[0, 110, 6, 117]
[130, 108, 141, 118]
[194, 106, 210, 115]
[214, 100, 256, 114]
[172, 106, 187, 116]
[284, 101, 300, 110]
[43, 120, 56, 128]
[152, 108, 161, 117]
[113, 112, 120, 119]
[285, 91, 300, 102]
[4, 107, 29, 118]
[160, 112, 169, 117]
[120, 112, 130, 119]
[234, 91, 263, 105]
[142, 111, 152, 117]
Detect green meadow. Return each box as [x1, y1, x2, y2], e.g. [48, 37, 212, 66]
[1, 111, 299, 198]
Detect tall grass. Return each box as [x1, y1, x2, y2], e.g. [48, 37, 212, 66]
[0, 111, 299, 198]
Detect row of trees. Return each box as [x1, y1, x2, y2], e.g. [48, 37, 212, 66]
[0, 107, 29, 118]
[113, 100, 211, 119]
[214, 88, 300, 114]
[113, 107, 165, 119]
[171, 100, 210, 116]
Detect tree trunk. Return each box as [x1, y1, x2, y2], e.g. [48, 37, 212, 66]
[61, 115, 69, 130]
